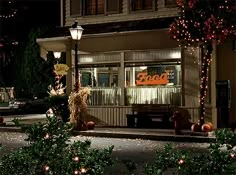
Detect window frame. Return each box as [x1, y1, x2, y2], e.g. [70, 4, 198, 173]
[70, 0, 82, 16]
[70, 0, 122, 17]
[83, 0, 105, 16]
[130, 0, 156, 12]
[106, 0, 122, 15]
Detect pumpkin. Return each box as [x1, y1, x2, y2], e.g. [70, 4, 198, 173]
[206, 122, 213, 129]
[0, 117, 4, 123]
[191, 123, 201, 132]
[201, 122, 213, 132]
[87, 121, 95, 130]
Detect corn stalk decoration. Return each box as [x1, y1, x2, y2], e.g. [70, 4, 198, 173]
[48, 64, 69, 96]
[47, 64, 69, 120]
[68, 87, 90, 130]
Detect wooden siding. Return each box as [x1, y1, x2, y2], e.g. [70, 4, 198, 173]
[87, 106, 200, 127]
[87, 106, 132, 127]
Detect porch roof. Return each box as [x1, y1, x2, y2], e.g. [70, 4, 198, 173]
[36, 17, 176, 59]
[39, 17, 175, 38]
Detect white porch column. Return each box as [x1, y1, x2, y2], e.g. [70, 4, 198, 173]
[130, 67, 136, 86]
[211, 42, 217, 128]
[120, 52, 125, 105]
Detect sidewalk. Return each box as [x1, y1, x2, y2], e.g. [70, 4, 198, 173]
[77, 127, 215, 143]
[0, 123, 215, 143]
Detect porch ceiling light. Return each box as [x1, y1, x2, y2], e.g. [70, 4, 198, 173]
[53, 51, 61, 59]
[140, 66, 147, 70]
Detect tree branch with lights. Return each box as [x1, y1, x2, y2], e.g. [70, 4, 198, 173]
[169, 0, 236, 130]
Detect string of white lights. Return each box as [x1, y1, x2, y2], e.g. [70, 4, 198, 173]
[0, 1, 17, 19]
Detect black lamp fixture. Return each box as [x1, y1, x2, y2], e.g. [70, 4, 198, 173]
[69, 20, 84, 92]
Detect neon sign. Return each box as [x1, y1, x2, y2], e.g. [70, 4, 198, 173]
[136, 71, 169, 85]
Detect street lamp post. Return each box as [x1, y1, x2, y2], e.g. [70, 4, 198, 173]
[69, 21, 84, 92]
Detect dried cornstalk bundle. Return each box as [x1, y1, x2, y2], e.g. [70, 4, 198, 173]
[68, 87, 90, 130]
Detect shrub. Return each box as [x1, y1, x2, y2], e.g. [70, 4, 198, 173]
[47, 95, 70, 122]
[0, 115, 113, 175]
[144, 144, 191, 175]
[144, 129, 236, 175]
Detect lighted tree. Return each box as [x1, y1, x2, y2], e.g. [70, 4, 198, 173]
[169, 0, 236, 127]
[0, 0, 17, 20]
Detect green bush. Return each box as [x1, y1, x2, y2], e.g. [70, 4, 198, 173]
[144, 129, 236, 175]
[47, 95, 70, 122]
[0, 115, 113, 175]
[144, 144, 191, 175]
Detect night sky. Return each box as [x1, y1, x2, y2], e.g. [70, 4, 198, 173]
[0, 0, 60, 86]
[0, 0, 60, 41]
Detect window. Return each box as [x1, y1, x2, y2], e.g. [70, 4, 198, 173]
[131, 0, 153, 11]
[107, 0, 122, 14]
[70, 0, 122, 16]
[125, 64, 181, 86]
[80, 67, 119, 87]
[165, 0, 177, 8]
[84, 0, 104, 15]
[70, 0, 81, 16]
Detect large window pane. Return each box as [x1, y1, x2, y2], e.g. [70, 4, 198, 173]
[80, 66, 120, 106]
[80, 67, 119, 87]
[125, 64, 181, 105]
[125, 64, 181, 87]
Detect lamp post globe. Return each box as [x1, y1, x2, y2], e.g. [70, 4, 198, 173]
[69, 21, 84, 92]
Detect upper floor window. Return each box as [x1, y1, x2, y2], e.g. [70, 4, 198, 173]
[165, 0, 177, 8]
[131, 0, 154, 11]
[71, 0, 80, 15]
[84, 0, 104, 15]
[107, 0, 122, 14]
[70, 0, 122, 16]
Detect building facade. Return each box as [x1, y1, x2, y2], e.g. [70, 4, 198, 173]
[37, 0, 236, 128]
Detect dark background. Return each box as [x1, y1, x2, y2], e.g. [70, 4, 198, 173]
[0, 0, 60, 87]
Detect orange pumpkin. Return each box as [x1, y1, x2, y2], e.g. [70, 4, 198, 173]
[87, 121, 95, 130]
[191, 123, 201, 132]
[206, 122, 213, 130]
[0, 117, 4, 123]
[201, 122, 213, 132]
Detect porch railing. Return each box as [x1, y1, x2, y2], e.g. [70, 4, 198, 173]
[88, 86, 182, 106]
